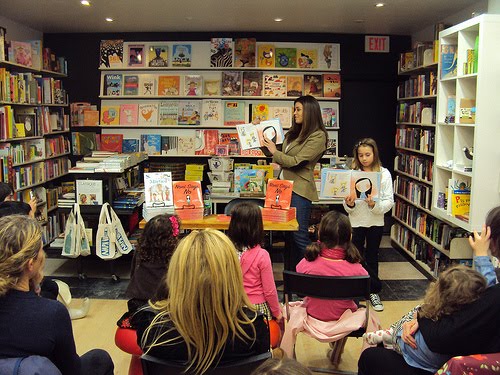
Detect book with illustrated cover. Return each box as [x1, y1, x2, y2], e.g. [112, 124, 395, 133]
[234, 38, 256, 67]
[323, 73, 341, 97]
[139, 75, 156, 96]
[270, 106, 292, 129]
[147, 44, 168, 67]
[275, 48, 297, 68]
[204, 78, 221, 96]
[15, 113, 38, 137]
[145, 172, 173, 207]
[324, 132, 338, 156]
[251, 103, 269, 122]
[178, 136, 196, 155]
[195, 129, 219, 155]
[171, 44, 191, 67]
[236, 168, 266, 197]
[441, 44, 457, 79]
[257, 44, 275, 68]
[287, 75, 303, 97]
[172, 181, 203, 209]
[264, 179, 293, 209]
[297, 49, 318, 69]
[141, 134, 161, 155]
[99, 40, 123, 69]
[263, 74, 287, 97]
[218, 132, 240, 155]
[320, 170, 381, 200]
[100, 105, 120, 125]
[119, 104, 138, 126]
[138, 103, 158, 125]
[304, 74, 323, 97]
[100, 134, 123, 152]
[72, 132, 98, 155]
[11, 41, 32, 67]
[178, 100, 201, 125]
[210, 38, 233, 67]
[158, 101, 178, 125]
[201, 99, 222, 126]
[221, 71, 242, 96]
[242, 71, 263, 96]
[76, 180, 103, 205]
[322, 107, 338, 128]
[236, 119, 284, 150]
[158, 75, 180, 96]
[223, 101, 246, 126]
[123, 75, 139, 96]
[161, 136, 178, 155]
[318, 43, 340, 70]
[103, 74, 122, 96]
[127, 44, 145, 67]
[122, 139, 139, 153]
[459, 98, 476, 124]
[184, 75, 202, 96]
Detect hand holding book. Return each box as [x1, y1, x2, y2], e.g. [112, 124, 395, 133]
[262, 135, 277, 154]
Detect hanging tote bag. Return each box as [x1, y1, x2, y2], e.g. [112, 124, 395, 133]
[75, 203, 91, 257]
[110, 207, 134, 255]
[96, 203, 118, 259]
[62, 203, 80, 258]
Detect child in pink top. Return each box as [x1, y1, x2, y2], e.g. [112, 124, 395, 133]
[296, 210, 368, 321]
[228, 202, 283, 322]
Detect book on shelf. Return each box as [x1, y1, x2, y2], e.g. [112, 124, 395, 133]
[221, 71, 242, 96]
[28, 40, 42, 70]
[441, 44, 457, 79]
[171, 44, 191, 67]
[201, 99, 222, 126]
[119, 104, 139, 126]
[297, 49, 318, 69]
[275, 48, 297, 68]
[203, 78, 221, 96]
[161, 136, 178, 155]
[138, 103, 159, 125]
[445, 96, 456, 123]
[83, 110, 99, 126]
[251, 103, 269, 122]
[235, 168, 266, 197]
[139, 74, 156, 96]
[218, 132, 240, 155]
[158, 101, 178, 125]
[71, 132, 99, 156]
[242, 71, 263, 96]
[304, 74, 323, 97]
[100, 134, 123, 153]
[147, 44, 168, 67]
[158, 75, 180, 96]
[286, 75, 303, 97]
[234, 38, 256, 67]
[263, 74, 286, 97]
[123, 74, 139, 96]
[459, 98, 476, 124]
[100, 105, 120, 125]
[99, 40, 123, 69]
[318, 44, 339, 70]
[324, 133, 338, 156]
[264, 179, 293, 209]
[257, 44, 275, 68]
[195, 129, 219, 155]
[448, 179, 471, 219]
[76, 179, 103, 205]
[184, 75, 202, 96]
[236, 119, 285, 150]
[223, 100, 245, 126]
[269, 106, 292, 129]
[172, 182, 203, 219]
[15, 113, 38, 137]
[11, 41, 32, 67]
[178, 136, 196, 154]
[178, 100, 201, 126]
[320, 169, 381, 200]
[127, 43, 145, 67]
[103, 74, 122, 96]
[122, 139, 139, 153]
[322, 106, 338, 128]
[210, 38, 233, 67]
[144, 172, 174, 207]
[323, 73, 341, 98]
[140, 134, 161, 155]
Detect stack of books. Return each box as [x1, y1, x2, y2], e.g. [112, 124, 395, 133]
[261, 179, 296, 223]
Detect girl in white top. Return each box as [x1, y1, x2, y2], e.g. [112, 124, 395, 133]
[343, 138, 394, 312]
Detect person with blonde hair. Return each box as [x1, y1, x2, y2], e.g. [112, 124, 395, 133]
[134, 229, 270, 374]
[0, 215, 114, 375]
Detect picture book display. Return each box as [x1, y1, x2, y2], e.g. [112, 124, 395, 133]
[236, 119, 285, 150]
[141, 134, 161, 155]
[263, 74, 286, 97]
[223, 101, 246, 126]
[100, 105, 120, 125]
[201, 99, 222, 126]
[304, 74, 323, 97]
[210, 38, 233, 67]
[448, 179, 471, 220]
[171, 44, 191, 67]
[139, 75, 156, 96]
[119, 104, 138, 125]
[144, 172, 174, 207]
[221, 71, 242, 96]
[158, 101, 178, 125]
[251, 103, 269, 122]
[99, 40, 123, 69]
[100, 134, 123, 152]
[318, 44, 340, 70]
[320, 169, 381, 200]
[322, 105, 339, 128]
[297, 49, 318, 69]
[323, 73, 341, 98]
[195, 129, 219, 155]
[11, 41, 32, 67]
[234, 38, 256, 67]
[122, 139, 139, 153]
[147, 44, 168, 67]
[158, 75, 180, 96]
[459, 98, 476, 124]
[258, 44, 275, 68]
[127, 44, 145, 67]
[172, 181, 204, 220]
[103, 74, 122, 96]
[178, 136, 196, 154]
[286, 75, 303, 97]
[123, 75, 139, 95]
[178, 100, 201, 125]
[270, 106, 292, 129]
[441, 44, 457, 79]
[204, 78, 221, 96]
[242, 71, 263, 96]
[138, 103, 158, 125]
[76, 180, 103, 205]
[234, 168, 266, 197]
[275, 48, 297, 68]
[161, 136, 178, 155]
[184, 75, 202, 96]
[264, 179, 293, 209]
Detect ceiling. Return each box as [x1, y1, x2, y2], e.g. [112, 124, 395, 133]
[1, 0, 483, 35]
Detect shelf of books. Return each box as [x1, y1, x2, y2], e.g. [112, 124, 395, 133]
[432, 14, 500, 232]
[0, 40, 71, 247]
[94, 39, 340, 159]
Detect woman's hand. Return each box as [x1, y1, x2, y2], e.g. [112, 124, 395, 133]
[345, 196, 356, 208]
[401, 318, 419, 349]
[275, 312, 283, 323]
[365, 194, 375, 208]
[262, 136, 277, 155]
[29, 197, 37, 218]
[469, 224, 491, 257]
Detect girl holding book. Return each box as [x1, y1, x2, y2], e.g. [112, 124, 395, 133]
[261, 95, 328, 270]
[343, 138, 394, 311]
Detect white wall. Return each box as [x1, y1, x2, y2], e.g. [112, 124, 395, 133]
[0, 16, 42, 41]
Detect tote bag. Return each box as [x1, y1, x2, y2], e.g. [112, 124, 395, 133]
[75, 203, 91, 257]
[110, 206, 134, 255]
[96, 203, 118, 259]
[62, 203, 79, 258]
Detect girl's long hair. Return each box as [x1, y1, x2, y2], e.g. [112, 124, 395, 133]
[227, 202, 264, 251]
[136, 214, 180, 263]
[305, 210, 362, 263]
[486, 205, 500, 257]
[419, 265, 487, 321]
[351, 138, 382, 171]
[142, 229, 257, 374]
[286, 95, 328, 148]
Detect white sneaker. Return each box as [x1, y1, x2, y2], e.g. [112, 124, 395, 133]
[369, 293, 384, 312]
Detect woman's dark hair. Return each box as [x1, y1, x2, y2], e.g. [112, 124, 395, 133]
[0, 183, 13, 202]
[286, 95, 328, 148]
[305, 210, 362, 263]
[136, 214, 180, 263]
[227, 202, 264, 251]
[486, 205, 500, 256]
[251, 358, 313, 375]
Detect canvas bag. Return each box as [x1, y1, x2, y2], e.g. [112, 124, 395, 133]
[110, 206, 134, 255]
[62, 203, 79, 258]
[76, 203, 91, 257]
[96, 203, 119, 259]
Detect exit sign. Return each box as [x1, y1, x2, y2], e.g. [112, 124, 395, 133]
[365, 36, 390, 53]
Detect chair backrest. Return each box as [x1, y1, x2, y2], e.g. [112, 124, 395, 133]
[224, 198, 264, 216]
[141, 352, 271, 375]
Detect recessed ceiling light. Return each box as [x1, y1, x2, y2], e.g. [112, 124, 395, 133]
[354, 19, 365, 23]
[375, 3, 385, 7]
[274, 18, 283, 22]
[80, 0, 90, 6]
[105, 17, 114, 22]
[186, 16, 193, 20]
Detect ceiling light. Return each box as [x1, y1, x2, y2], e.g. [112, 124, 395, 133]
[80, 0, 90, 6]
[375, 3, 385, 7]
[354, 19, 365, 23]
[274, 18, 283, 22]
[105, 18, 114, 22]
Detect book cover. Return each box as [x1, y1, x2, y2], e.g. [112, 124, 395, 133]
[119, 104, 139, 126]
[171, 44, 192, 67]
[221, 71, 242, 96]
[257, 44, 275, 68]
[223, 101, 246, 126]
[459, 98, 476, 124]
[127, 44, 145, 67]
[237, 169, 266, 197]
[103, 73, 122, 96]
[15, 113, 37, 137]
[123, 75, 139, 96]
[323, 73, 341, 98]
[139, 74, 156, 96]
[350, 171, 381, 201]
[287, 75, 303, 97]
[161, 136, 178, 155]
[242, 71, 263, 96]
[99, 40, 123, 68]
[441, 44, 457, 79]
[210, 38, 233, 67]
[145, 172, 174, 207]
[318, 44, 340, 70]
[201, 99, 222, 126]
[234, 38, 256, 67]
[451, 189, 471, 217]
[218, 132, 240, 155]
[265, 179, 293, 209]
[76, 180, 103, 205]
[172, 181, 203, 209]
[158, 75, 180, 96]
[320, 169, 351, 198]
[297, 49, 318, 69]
[28, 40, 42, 70]
[324, 132, 338, 156]
[158, 101, 179, 125]
[178, 100, 202, 125]
[304, 74, 323, 97]
[138, 103, 159, 125]
[251, 103, 269, 122]
[11, 41, 32, 67]
[203, 78, 221, 96]
[270, 106, 292, 129]
[100, 105, 120, 125]
[72, 132, 98, 155]
[147, 44, 168, 67]
[236, 119, 284, 150]
[184, 75, 202, 96]
[141, 134, 161, 155]
[263, 74, 287, 97]
[100, 134, 123, 152]
[195, 129, 219, 155]
[122, 139, 139, 153]
[178, 136, 196, 155]
[275, 48, 297, 68]
[322, 106, 338, 128]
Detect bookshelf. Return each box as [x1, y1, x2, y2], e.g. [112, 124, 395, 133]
[0, 59, 71, 246]
[432, 14, 500, 232]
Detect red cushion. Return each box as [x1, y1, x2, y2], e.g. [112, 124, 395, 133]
[266, 319, 282, 349]
[115, 328, 143, 356]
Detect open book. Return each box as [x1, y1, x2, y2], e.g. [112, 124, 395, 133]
[236, 119, 285, 150]
[320, 169, 381, 200]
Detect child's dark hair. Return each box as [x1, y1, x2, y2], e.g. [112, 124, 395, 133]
[136, 214, 180, 263]
[486, 205, 500, 256]
[227, 202, 264, 251]
[0, 183, 13, 202]
[305, 210, 362, 263]
[251, 358, 313, 375]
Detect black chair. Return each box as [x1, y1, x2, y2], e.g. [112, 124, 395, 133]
[282, 270, 371, 375]
[223, 198, 264, 215]
[141, 351, 272, 375]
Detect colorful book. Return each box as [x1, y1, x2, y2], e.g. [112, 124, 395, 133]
[138, 103, 159, 125]
[139, 74, 156, 96]
[251, 103, 269, 122]
[318, 44, 339, 70]
[204, 78, 221, 96]
[178, 100, 202, 125]
[184, 75, 202, 96]
[100, 134, 123, 152]
[11, 41, 32, 67]
[161, 136, 178, 155]
[172, 181, 203, 208]
[76, 180, 103, 205]
[72, 132, 98, 155]
[325, 132, 338, 156]
[210, 38, 233, 67]
[218, 132, 240, 155]
[122, 139, 139, 153]
[287, 75, 303, 97]
[270, 106, 292, 129]
[297, 49, 318, 69]
[127, 44, 145, 67]
[171, 44, 192, 67]
[195, 129, 219, 155]
[257, 44, 275, 68]
[323, 73, 341, 98]
[322, 107, 338, 128]
[304, 74, 323, 97]
[15, 113, 38, 137]
[103, 74, 122, 96]
[223, 101, 246, 126]
[99, 40, 123, 69]
[236, 169, 266, 197]
[144, 172, 174, 207]
[158, 75, 180, 96]
[264, 179, 293, 209]
[119, 104, 138, 126]
[263, 74, 287, 97]
[140, 134, 161, 155]
[234, 38, 256, 67]
[236, 119, 284, 150]
[275, 48, 297, 68]
[459, 98, 476, 124]
[441, 44, 457, 79]
[147, 44, 168, 67]
[123, 75, 139, 96]
[158, 101, 178, 125]
[201, 99, 222, 126]
[100, 105, 120, 125]
[242, 71, 263, 96]
[320, 170, 381, 200]
[221, 71, 242, 96]
[178, 136, 196, 155]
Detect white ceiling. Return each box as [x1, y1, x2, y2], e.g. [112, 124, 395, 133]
[0, 0, 483, 35]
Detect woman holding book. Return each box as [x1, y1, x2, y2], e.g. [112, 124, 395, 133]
[261, 95, 328, 270]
